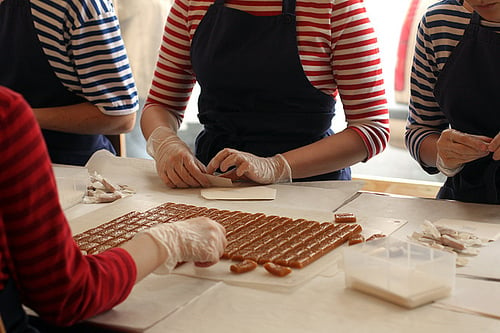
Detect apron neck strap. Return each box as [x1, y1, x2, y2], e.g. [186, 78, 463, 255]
[282, 0, 296, 16]
[471, 11, 481, 24]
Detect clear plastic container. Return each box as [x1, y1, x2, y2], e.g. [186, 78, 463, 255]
[343, 236, 455, 308]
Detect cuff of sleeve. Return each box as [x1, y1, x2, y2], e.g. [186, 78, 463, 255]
[436, 155, 463, 177]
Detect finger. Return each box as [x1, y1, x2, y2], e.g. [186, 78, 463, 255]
[443, 146, 490, 161]
[195, 158, 208, 173]
[219, 153, 243, 173]
[194, 261, 217, 267]
[166, 167, 190, 188]
[492, 150, 500, 161]
[235, 160, 252, 177]
[490, 133, 500, 160]
[170, 155, 208, 188]
[451, 130, 490, 152]
[160, 173, 176, 188]
[439, 149, 490, 166]
[488, 133, 500, 154]
[184, 158, 211, 187]
[216, 169, 241, 181]
[156, 163, 176, 188]
[206, 148, 234, 173]
[468, 133, 493, 144]
[438, 134, 490, 162]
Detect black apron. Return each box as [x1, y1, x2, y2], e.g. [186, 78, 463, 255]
[0, 0, 115, 166]
[0, 278, 39, 333]
[190, 0, 350, 181]
[434, 12, 500, 204]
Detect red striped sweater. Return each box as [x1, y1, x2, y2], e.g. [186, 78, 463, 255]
[0, 86, 136, 326]
[145, 0, 389, 158]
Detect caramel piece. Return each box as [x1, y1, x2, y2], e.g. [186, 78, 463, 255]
[348, 234, 365, 246]
[230, 259, 258, 274]
[263, 262, 292, 277]
[366, 233, 386, 242]
[334, 213, 357, 223]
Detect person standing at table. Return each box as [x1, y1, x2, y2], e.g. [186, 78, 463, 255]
[141, 0, 390, 188]
[0, 0, 139, 166]
[405, 0, 500, 204]
[0, 86, 227, 332]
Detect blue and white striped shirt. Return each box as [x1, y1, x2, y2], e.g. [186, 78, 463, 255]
[29, 0, 138, 114]
[405, 0, 500, 173]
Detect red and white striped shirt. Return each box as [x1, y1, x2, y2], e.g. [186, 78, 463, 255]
[146, 0, 389, 158]
[0, 86, 136, 326]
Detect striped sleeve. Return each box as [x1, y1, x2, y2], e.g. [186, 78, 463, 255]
[30, 0, 139, 115]
[145, 0, 389, 158]
[0, 86, 136, 326]
[405, 2, 469, 173]
[330, 0, 389, 158]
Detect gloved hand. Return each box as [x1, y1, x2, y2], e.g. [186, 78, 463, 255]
[206, 148, 292, 184]
[488, 132, 500, 161]
[436, 129, 491, 176]
[146, 126, 210, 188]
[143, 217, 227, 274]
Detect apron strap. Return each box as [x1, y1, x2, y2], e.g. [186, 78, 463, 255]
[282, 0, 296, 16]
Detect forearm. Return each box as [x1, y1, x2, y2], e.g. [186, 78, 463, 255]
[120, 233, 167, 283]
[33, 102, 135, 134]
[141, 104, 181, 140]
[418, 134, 440, 168]
[283, 128, 368, 179]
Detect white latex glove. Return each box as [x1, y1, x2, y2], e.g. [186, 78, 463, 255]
[147, 126, 210, 188]
[143, 217, 227, 274]
[488, 132, 500, 161]
[436, 129, 491, 177]
[206, 148, 292, 184]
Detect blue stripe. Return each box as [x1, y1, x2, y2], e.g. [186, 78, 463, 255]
[72, 25, 120, 41]
[83, 84, 138, 97]
[31, 3, 65, 26]
[102, 102, 139, 112]
[92, 95, 138, 106]
[81, 73, 135, 87]
[75, 46, 127, 68]
[82, 0, 95, 19]
[29, 0, 137, 115]
[67, 1, 85, 27]
[71, 35, 122, 50]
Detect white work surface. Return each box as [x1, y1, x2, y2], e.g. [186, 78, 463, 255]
[57, 151, 500, 332]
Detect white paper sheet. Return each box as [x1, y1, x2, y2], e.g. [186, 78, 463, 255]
[434, 277, 500, 320]
[145, 273, 499, 333]
[200, 186, 277, 200]
[88, 275, 218, 331]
